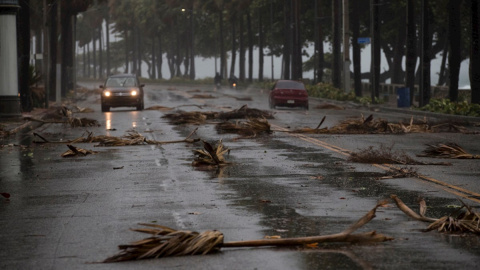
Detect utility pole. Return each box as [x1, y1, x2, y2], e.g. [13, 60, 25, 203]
[0, 0, 21, 118]
[343, 0, 351, 92]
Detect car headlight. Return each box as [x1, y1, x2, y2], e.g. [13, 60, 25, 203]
[130, 90, 138, 96]
[104, 91, 111, 97]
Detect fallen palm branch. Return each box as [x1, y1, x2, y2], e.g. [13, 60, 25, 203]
[348, 145, 450, 165]
[217, 105, 274, 120]
[417, 142, 480, 159]
[289, 115, 473, 135]
[216, 118, 271, 137]
[103, 201, 392, 262]
[192, 139, 230, 167]
[61, 144, 98, 157]
[289, 116, 327, 134]
[390, 195, 480, 234]
[26, 106, 100, 127]
[33, 129, 200, 146]
[162, 111, 218, 125]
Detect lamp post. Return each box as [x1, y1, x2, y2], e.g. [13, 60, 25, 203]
[0, 0, 21, 118]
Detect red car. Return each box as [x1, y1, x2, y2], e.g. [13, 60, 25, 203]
[269, 80, 309, 110]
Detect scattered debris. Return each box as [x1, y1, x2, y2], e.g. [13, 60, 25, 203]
[26, 106, 100, 127]
[1, 192, 11, 199]
[378, 167, 419, 179]
[162, 111, 216, 125]
[289, 116, 327, 134]
[348, 145, 450, 165]
[192, 140, 230, 168]
[162, 105, 274, 125]
[216, 118, 271, 137]
[391, 195, 480, 234]
[103, 201, 392, 262]
[289, 114, 474, 134]
[217, 105, 274, 120]
[34, 128, 200, 146]
[417, 143, 480, 159]
[73, 105, 95, 113]
[61, 144, 98, 157]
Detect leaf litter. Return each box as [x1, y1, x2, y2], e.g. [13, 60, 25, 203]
[417, 142, 480, 159]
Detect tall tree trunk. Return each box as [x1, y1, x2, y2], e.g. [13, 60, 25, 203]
[282, 0, 291, 80]
[392, 10, 406, 84]
[406, 0, 416, 105]
[157, 35, 163, 79]
[61, 3, 73, 96]
[189, 11, 195, 80]
[99, 25, 103, 79]
[137, 27, 142, 77]
[448, 0, 462, 102]
[258, 10, 264, 81]
[151, 35, 156, 79]
[292, 0, 302, 80]
[471, 0, 480, 104]
[332, 0, 342, 88]
[229, 17, 237, 78]
[219, 11, 227, 79]
[48, 0, 57, 101]
[124, 31, 129, 73]
[18, 0, 32, 111]
[247, 11, 253, 83]
[239, 14, 245, 82]
[106, 13, 110, 76]
[419, 0, 431, 106]
[370, 0, 381, 102]
[87, 43, 91, 78]
[437, 33, 448, 86]
[83, 46, 86, 78]
[351, 0, 362, 96]
[92, 29, 97, 79]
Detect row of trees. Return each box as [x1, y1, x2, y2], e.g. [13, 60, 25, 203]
[19, 0, 480, 111]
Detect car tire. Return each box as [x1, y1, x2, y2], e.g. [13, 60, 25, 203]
[136, 100, 144, 111]
[101, 105, 110, 112]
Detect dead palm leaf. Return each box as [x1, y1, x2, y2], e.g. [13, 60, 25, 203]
[418, 143, 480, 159]
[103, 201, 392, 262]
[61, 144, 98, 157]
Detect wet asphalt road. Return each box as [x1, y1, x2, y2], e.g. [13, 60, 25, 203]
[1, 82, 480, 269]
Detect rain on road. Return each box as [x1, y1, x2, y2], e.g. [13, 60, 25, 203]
[1, 82, 479, 269]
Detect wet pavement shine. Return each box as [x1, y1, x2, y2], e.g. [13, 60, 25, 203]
[1, 82, 480, 269]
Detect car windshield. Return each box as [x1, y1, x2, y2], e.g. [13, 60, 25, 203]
[105, 77, 137, 87]
[275, 81, 305, 90]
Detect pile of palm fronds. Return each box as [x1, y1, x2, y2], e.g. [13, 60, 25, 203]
[289, 116, 327, 134]
[162, 111, 218, 125]
[417, 142, 480, 159]
[34, 129, 200, 146]
[217, 105, 274, 120]
[192, 140, 230, 168]
[103, 201, 392, 263]
[26, 106, 100, 127]
[216, 118, 271, 137]
[348, 145, 450, 165]
[162, 106, 274, 125]
[391, 195, 480, 234]
[61, 144, 98, 157]
[289, 115, 472, 134]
